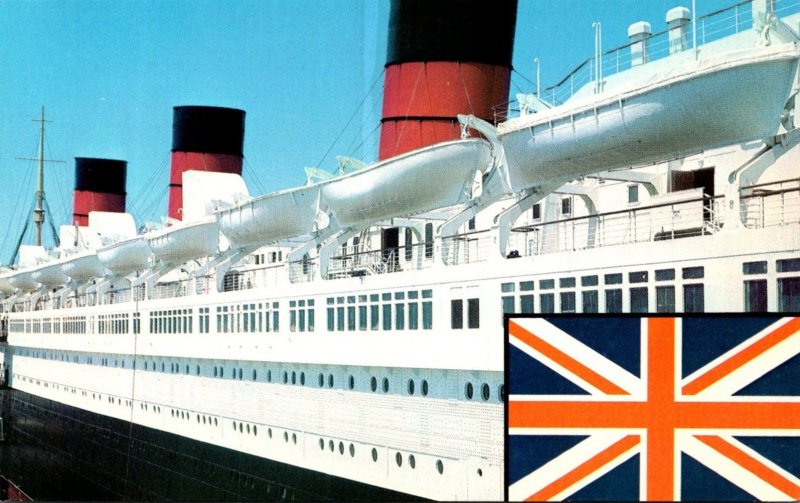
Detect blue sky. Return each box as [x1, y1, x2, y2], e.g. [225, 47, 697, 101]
[0, 0, 735, 263]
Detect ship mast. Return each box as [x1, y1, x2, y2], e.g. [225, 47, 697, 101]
[33, 106, 48, 246]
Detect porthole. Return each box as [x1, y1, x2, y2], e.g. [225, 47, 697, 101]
[382, 377, 389, 393]
[339, 441, 344, 455]
[214, 366, 218, 377]
[284, 432, 288, 442]
[246, 424, 250, 434]
[252, 369, 257, 381]
[300, 372, 305, 385]
[329, 440, 334, 452]
[238, 368, 243, 380]
[348, 375, 355, 390]
[422, 379, 429, 396]
[268, 427, 272, 438]
[372, 448, 378, 462]
[292, 433, 297, 444]
[197, 415, 200, 423]
[196, 365, 200, 376]
[465, 382, 474, 400]
[253, 425, 257, 436]
[283, 371, 288, 384]
[349, 444, 355, 457]
[291, 371, 296, 385]
[214, 418, 218, 426]
[239, 423, 243, 433]
[436, 460, 444, 474]
[319, 439, 324, 450]
[407, 379, 415, 395]
[370, 376, 377, 392]
[482, 383, 490, 401]
[185, 364, 189, 374]
[267, 369, 272, 382]
[203, 416, 207, 424]
[318, 373, 324, 387]
[232, 421, 236, 430]
[409, 454, 416, 469]
[395, 452, 403, 467]
[328, 374, 334, 388]
[499, 384, 506, 402]
[477, 468, 483, 477]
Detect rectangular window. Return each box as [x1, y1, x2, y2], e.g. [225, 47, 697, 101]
[273, 310, 279, 332]
[422, 301, 433, 330]
[347, 306, 356, 331]
[581, 275, 598, 287]
[561, 198, 571, 215]
[656, 286, 675, 313]
[605, 289, 622, 313]
[502, 296, 515, 314]
[605, 273, 623, 285]
[743, 261, 768, 275]
[540, 279, 554, 290]
[290, 310, 297, 332]
[327, 308, 335, 331]
[408, 303, 419, 330]
[582, 291, 598, 313]
[307, 309, 314, 332]
[382, 304, 392, 330]
[395, 303, 405, 330]
[540, 293, 555, 313]
[560, 292, 576, 313]
[451, 299, 464, 329]
[520, 281, 534, 291]
[630, 287, 648, 313]
[501, 282, 515, 293]
[744, 280, 767, 312]
[655, 269, 675, 281]
[520, 295, 534, 314]
[467, 298, 480, 329]
[629, 271, 648, 284]
[358, 305, 367, 331]
[777, 258, 800, 273]
[628, 185, 639, 204]
[370, 304, 380, 330]
[682, 266, 705, 279]
[560, 277, 576, 288]
[337, 307, 345, 331]
[425, 224, 433, 259]
[532, 203, 541, 220]
[684, 284, 705, 313]
[778, 277, 800, 311]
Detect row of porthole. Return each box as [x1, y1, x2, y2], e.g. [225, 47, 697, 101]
[232, 420, 258, 435]
[317, 437, 443, 476]
[464, 382, 504, 402]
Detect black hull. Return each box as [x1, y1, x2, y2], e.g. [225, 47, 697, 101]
[0, 389, 419, 501]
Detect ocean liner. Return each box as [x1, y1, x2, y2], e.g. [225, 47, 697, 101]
[1, 0, 800, 500]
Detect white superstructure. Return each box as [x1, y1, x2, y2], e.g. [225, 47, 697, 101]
[3, 2, 800, 500]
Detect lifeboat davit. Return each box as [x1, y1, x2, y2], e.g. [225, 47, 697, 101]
[497, 43, 800, 191]
[147, 217, 220, 265]
[322, 138, 492, 228]
[97, 237, 152, 276]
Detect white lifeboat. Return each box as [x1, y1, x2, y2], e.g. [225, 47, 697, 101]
[97, 237, 152, 276]
[217, 185, 319, 250]
[147, 216, 220, 265]
[497, 43, 800, 191]
[7, 269, 38, 292]
[0, 273, 15, 295]
[322, 138, 492, 228]
[61, 251, 106, 283]
[31, 261, 69, 288]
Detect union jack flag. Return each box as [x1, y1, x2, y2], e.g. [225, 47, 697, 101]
[506, 316, 800, 501]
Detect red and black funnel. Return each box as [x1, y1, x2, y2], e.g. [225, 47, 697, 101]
[168, 106, 245, 220]
[379, 0, 517, 160]
[72, 157, 127, 226]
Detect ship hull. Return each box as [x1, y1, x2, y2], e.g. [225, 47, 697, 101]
[0, 388, 416, 501]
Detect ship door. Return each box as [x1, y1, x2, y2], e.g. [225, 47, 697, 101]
[671, 167, 715, 221]
[381, 227, 400, 272]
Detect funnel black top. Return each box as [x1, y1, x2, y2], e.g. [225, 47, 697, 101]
[74, 158, 127, 195]
[386, 0, 517, 67]
[172, 106, 246, 156]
